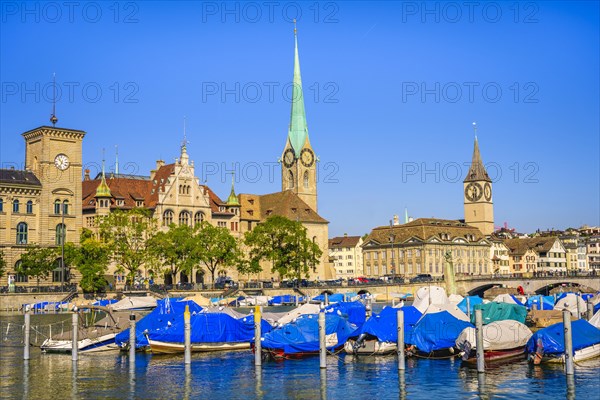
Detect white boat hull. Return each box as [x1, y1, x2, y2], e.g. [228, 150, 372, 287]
[147, 338, 250, 354]
[41, 333, 119, 353]
[344, 339, 397, 355]
[544, 343, 600, 364]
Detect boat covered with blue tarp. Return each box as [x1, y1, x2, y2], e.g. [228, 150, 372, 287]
[525, 295, 554, 310]
[115, 298, 199, 350]
[408, 311, 473, 354]
[457, 296, 484, 315]
[351, 306, 422, 343]
[526, 319, 600, 363]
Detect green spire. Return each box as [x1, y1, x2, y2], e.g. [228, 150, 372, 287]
[287, 21, 309, 157]
[404, 207, 409, 224]
[95, 151, 112, 198]
[226, 173, 239, 206]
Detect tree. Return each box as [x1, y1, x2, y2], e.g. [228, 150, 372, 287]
[148, 224, 199, 284]
[15, 246, 58, 289]
[192, 223, 239, 284]
[64, 229, 110, 293]
[244, 216, 322, 281]
[0, 250, 6, 279]
[99, 208, 158, 285]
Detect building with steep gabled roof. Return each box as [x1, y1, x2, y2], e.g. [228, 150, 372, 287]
[329, 234, 363, 278]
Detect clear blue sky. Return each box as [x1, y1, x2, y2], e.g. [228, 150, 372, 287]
[1, 1, 599, 236]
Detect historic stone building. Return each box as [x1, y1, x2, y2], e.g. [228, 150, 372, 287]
[503, 238, 539, 275]
[464, 136, 494, 236]
[328, 235, 363, 279]
[503, 237, 566, 273]
[362, 218, 491, 278]
[0, 124, 85, 287]
[489, 238, 510, 274]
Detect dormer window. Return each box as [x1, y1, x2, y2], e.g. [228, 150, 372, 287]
[116, 199, 125, 206]
[136, 200, 144, 207]
[248, 210, 254, 216]
[266, 210, 272, 216]
[248, 199, 254, 205]
[291, 208, 297, 213]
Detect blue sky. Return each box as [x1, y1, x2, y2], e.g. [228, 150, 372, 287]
[1, 1, 599, 236]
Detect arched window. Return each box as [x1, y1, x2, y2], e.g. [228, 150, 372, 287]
[54, 199, 61, 214]
[56, 223, 66, 245]
[16, 222, 28, 244]
[163, 210, 174, 226]
[303, 171, 309, 188]
[63, 200, 69, 215]
[179, 211, 190, 226]
[13, 199, 19, 213]
[194, 212, 205, 226]
[26, 200, 33, 214]
[14, 260, 28, 282]
[0, 197, 4, 212]
[288, 171, 294, 189]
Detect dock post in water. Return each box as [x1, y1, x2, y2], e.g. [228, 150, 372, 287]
[23, 310, 30, 360]
[295, 295, 299, 306]
[72, 310, 79, 361]
[587, 300, 594, 321]
[254, 305, 262, 367]
[129, 314, 136, 360]
[319, 307, 327, 369]
[324, 293, 329, 306]
[466, 297, 471, 319]
[397, 309, 405, 371]
[475, 308, 485, 373]
[563, 310, 574, 375]
[576, 294, 581, 319]
[184, 305, 191, 364]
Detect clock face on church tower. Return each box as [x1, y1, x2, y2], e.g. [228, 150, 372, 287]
[54, 153, 70, 171]
[484, 182, 492, 201]
[465, 182, 483, 202]
[283, 149, 295, 168]
[300, 148, 314, 167]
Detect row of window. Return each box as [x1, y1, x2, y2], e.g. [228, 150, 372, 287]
[10, 259, 67, 283]
[286, 171, 310, 190]
[14, 222, 66, 245]
[0, 198, 34, 214]
[163, 210, 205, 226]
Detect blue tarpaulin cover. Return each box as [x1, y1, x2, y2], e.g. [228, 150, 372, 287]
[351, 306, 422, 343]
[525, 295, 554, 310]
[457, 296, 484, 315]
[325, 301, 366, 326]
[526, 319, 600, 355]
[92, 299, 118, 307]
[313, 293, 347, 303]
[270, 295, 301, 305]
[409, 311, 473, 353]
[147, 311, 272, 344]
[115, 298, 201, 348]
[262, 312, 358, 354]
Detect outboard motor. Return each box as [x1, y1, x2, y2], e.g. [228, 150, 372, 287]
[461, 340, 472, 361]
[352, 333, 368, 353]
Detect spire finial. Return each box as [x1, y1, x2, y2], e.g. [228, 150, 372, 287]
[102, 148, 106, 177]
[115, 145, 119, 176]
[181, 116, 189, 151]
[293, 18, 297, 36]
[472, 121, 477, 140]
[50, 73, 58, 126]
[226, 170, 239, 206]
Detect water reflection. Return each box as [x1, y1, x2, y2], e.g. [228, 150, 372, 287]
[398, 371, 406, 400]
[255, 366, 263, 400]
[23, 360, 29, 399]
[477, 372, 488, 400]
[129, 354, 135, 400]
[320, 368, 327, 400]
[184, 363, 192, 400]
[72, 361, 78, 399]
[566, 374, 575, 400]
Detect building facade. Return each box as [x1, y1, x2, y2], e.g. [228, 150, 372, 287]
[586, 236, 600, 271]
[362, 218, 491, 278]
[0, 125, 85, 287]
[329, 235, 363, 279]
[489, 238, 510, 274]
[503, 239, 538, 275]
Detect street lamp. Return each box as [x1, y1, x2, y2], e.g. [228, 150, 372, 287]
[389, 220, 395, 278]
[61, 199, 67, 292]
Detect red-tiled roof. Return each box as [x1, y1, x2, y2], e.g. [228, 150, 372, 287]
[329, 236, 361, 248]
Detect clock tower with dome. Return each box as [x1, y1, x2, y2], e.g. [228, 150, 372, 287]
[280, 22, 318, 212]
[463, 131, 494, 236]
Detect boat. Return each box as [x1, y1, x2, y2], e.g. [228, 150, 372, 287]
[344, 305, 422, 355]
[472, 302, 528, 325]
[146, 311, 272, 354]
[109, 296, 158, 311]
[41, 306, 143, 353]
[407, 305, 472, 358]
[261, 301, 365, 359]
[115, 298, 202, 351]
[526, 319, 600, 364]
[456, 320, 533, 364]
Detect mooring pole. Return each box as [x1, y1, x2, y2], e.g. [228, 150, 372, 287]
[72, 311, 79, 361]
[397, 309, 405, 371]
[23, 310, 31, 360]
[475, 308, 485, 373]
[324, 293, 329, 306]
[563, 310, 574, 375]
[466, 297, 471, 319]
[184, 305, 191, 364]
[319, 307, 327, 369]
[254, 305, 262, 367]
[295, 295, 299, 307]
[576, 294, 581, 320]
[587, 300, 594, 321]
[129, 314, 136, 361]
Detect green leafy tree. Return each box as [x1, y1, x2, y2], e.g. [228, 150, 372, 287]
[192, 223, 239, 284]
[99, 208, 158, 285]
[64, 229, 110, 293]
[148, 224, 199, 283]
[0, 249, 6, 279]
[244, 216, 322, 281]
[15, 246, 58, 289]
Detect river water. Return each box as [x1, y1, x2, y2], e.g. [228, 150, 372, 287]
[1, 313, 599, 399]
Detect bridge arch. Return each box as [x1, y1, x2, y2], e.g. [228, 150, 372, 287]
[357, 289, 371, 296]
[534, 282, 594, 296]
[467, 284, 503, 297]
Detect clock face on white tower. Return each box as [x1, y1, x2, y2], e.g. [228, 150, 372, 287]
[54, 153, 70, 170]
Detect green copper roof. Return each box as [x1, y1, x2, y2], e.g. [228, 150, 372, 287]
[287, 31, 309, 157]
[226, 179, 240, 206]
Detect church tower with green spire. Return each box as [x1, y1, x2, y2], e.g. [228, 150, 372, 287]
[463, 125, 494, 236]
[280, 22, 318, 212]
